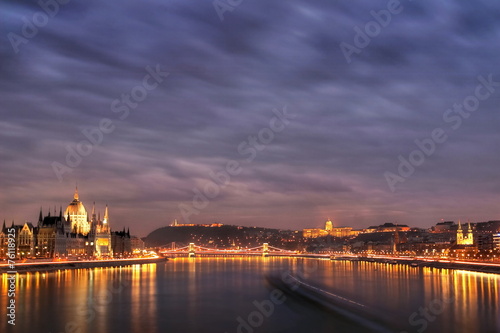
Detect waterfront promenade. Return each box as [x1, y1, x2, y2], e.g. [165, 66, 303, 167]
[0, 256, 167, 274]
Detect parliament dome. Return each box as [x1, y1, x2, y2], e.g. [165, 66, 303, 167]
[64, 187, 88, 216]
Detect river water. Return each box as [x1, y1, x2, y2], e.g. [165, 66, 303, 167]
[1, 257, 499, 333]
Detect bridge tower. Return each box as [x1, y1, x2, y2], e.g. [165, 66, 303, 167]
[262, 243, 269, 257]
[188, 243, 196, 257]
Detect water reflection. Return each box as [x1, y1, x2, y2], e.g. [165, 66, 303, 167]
[303, 260, 500, 333]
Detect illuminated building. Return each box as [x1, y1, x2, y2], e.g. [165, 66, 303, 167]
[89, 203, 112, 257]
[17, 222, 35, 258]
[456, 220, 474, 245]
[325, 219, 333, 231]
[493, 233, 500, 250]
[330, 227, 361, 238]
[64, 187, 91, 235]
[170, 219, 224, 228]
[36, 208, 69, 257]
[0, 222, 8, 258]
[302, 228, 329, 238]
[448, 221, 477, 258]
[0, 221, 36, 258]
[0, 188, 119, 259]
[303, 219, 362, 238]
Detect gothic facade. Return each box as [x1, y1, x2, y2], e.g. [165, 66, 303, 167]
[0, 188, 115, 259]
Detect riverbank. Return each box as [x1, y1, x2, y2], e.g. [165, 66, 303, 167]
[0, 256, 168, 274]
[332, 256, 500, 274]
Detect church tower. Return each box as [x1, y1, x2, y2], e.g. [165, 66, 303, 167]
[393, 228, 400, 253]
[93, 204, 112, 257]
[456, 220, 474, 245]
[91, 202, 97, 223]
[456, 220, 464, 244]
[464, 222, 474, 245]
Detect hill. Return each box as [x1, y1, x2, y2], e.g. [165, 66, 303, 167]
[144, 225, 303, 249]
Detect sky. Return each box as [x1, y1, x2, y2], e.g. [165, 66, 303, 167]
[1, 0, 500, 236]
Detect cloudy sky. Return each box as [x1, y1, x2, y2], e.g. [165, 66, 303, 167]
[1, 0, 500, 236]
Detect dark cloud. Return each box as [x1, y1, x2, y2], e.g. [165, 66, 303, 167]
[1, 0, 500, 235]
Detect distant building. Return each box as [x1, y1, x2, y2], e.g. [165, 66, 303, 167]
[36, 209, 69, 258]
[130, 236, 145, 251]
[477, 234, 494, 251]
[170, 219, 224, 228]
[0, 221, 36, 258]
[456, 221, 474, 245]
[431, 221, 455, 233]
[330, 227, 361, 238]
[64, 188, 91, 235]
[111, 229, 131, 257]
[0, 187, 132, 259]
[17, 222, 35, 258]
[493, 233, 500, 251]
[325, 219, 333, 231]
[65, 233, 92, 257]
[398, 241, 451, 255]
[367, 223, 410, 233]
[89, 204, 112, 257]
[448, 221, 477, 257]
[302, 228, 329, 238]
[303, 219, 361, 238]
[0, 222, 9, 258]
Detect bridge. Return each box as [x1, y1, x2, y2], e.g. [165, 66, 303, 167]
[158, 243, 305, 258]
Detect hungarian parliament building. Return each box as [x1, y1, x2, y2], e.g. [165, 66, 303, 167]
[0, 188, 144, 259]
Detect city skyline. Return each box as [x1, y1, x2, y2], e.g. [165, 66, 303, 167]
[3, 2, 500, 333]
[2, 186, 500, 237]
[2, 1, 500, 235]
